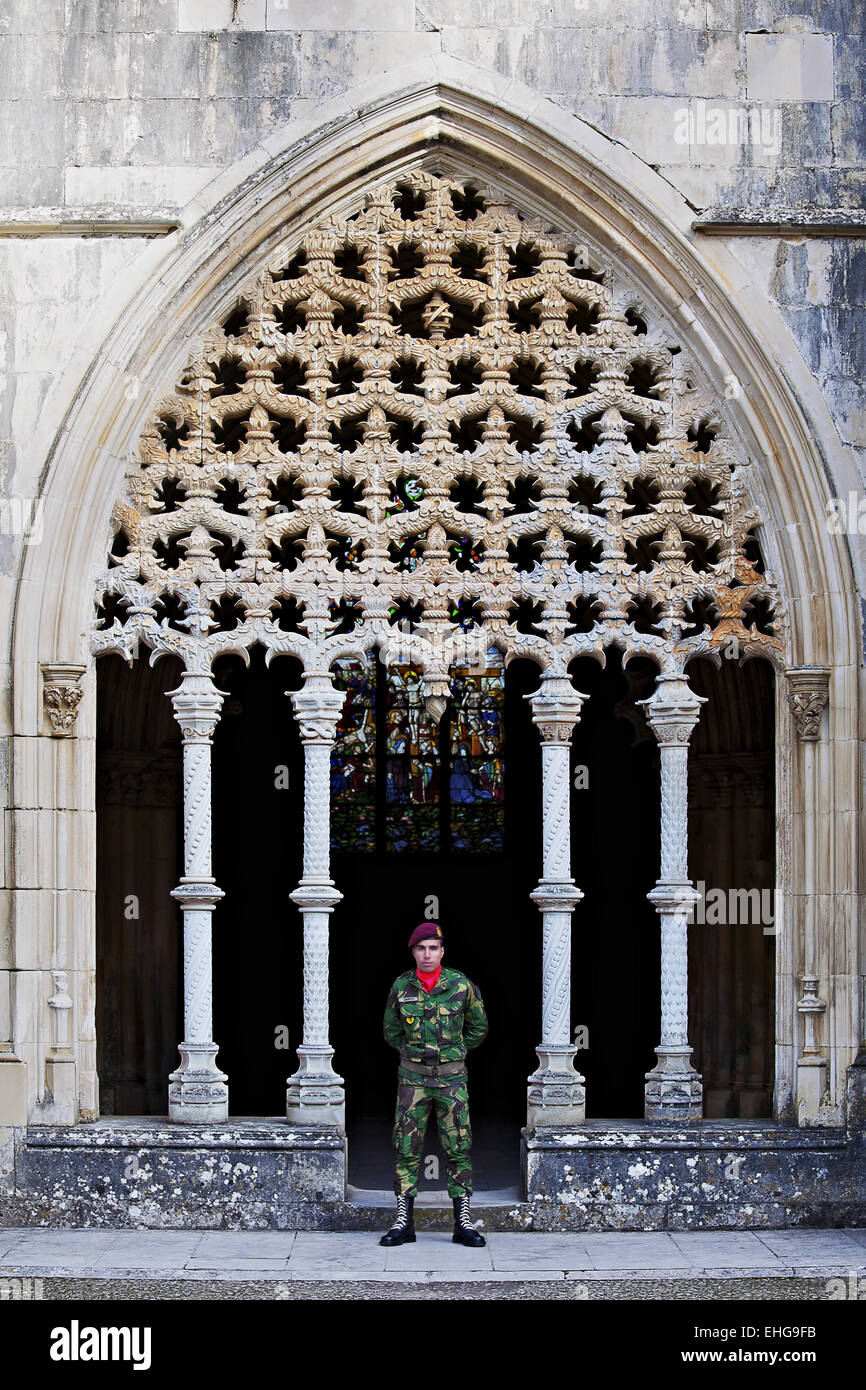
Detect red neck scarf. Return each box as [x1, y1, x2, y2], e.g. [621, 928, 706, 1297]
[417, 964, 442, 994]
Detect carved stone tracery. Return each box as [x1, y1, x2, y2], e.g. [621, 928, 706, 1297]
[92, 170, 784, 690]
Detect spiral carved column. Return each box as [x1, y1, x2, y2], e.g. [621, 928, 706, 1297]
[287, 674, 346, 1128]
[641, 673, 705, 1122]
[526, 674, 587, 1126]
[167, 671, 228, 1124]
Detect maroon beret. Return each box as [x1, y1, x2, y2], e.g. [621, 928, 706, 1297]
[407, 923, 443, 949]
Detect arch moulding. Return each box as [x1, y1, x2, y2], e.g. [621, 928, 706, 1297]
[7, 58, 862, 1129]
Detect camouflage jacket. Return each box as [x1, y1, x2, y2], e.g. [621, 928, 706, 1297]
[383, 967, 488, 1068]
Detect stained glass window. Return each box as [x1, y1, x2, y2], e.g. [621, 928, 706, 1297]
[330, 652, 505, 854]
[330, 658, 377, 852]
[449, 667, 505, 851]
[385, 665, 440, 852]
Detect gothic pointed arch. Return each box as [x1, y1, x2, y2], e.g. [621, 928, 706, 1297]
[8, 70, 860, 1135]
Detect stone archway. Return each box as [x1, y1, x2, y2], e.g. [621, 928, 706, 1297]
[6, 70, 860, 1168]
[89, 165, 784, 1133]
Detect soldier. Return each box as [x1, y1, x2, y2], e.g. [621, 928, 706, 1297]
[380, 922, 488, 1247]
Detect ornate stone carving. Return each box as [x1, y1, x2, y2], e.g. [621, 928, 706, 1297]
[786, 666, 830, 741]
[41, 663, 86, 736]
[287, 675, 345, 1126]
[167, 671, 228, 1124]
[91, 171, 784, 693]
[641, 675, 706, 1121]
[526, 674, 587, 1125]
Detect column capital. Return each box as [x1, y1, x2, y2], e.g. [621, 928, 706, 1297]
[167, 670, 223, 740]
[290, 673, 346, 743]
[785, 665, 830, 741]
[527, 674, 587, 744]
[639, 672, 706, 744]
[41, 662, 87, 736]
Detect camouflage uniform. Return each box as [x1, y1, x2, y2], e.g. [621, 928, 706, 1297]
[383, 966, 488, 1199]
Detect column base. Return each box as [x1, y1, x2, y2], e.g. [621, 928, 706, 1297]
[0, 1056, 28, 1125]
[645, 1046, 703, 1122]
[168, 1042, 228, 1124]
[527, 1045, 585, 1126]
[797, 1055, 828, 1123]
[44, 1055, 77, 1123]
[287, 1046, 345, 1129]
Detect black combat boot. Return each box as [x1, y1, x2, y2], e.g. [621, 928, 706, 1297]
[452, 1194, 486, 1247]
[379, 1194, 416, 1246]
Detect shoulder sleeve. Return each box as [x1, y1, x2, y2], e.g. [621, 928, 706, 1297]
[383, 982, 403, 1051]
[462, 977, 488, 1052]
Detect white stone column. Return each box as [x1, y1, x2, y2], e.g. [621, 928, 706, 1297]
[641, 673, 705, 1121]
[287, 673, 346, 1127]
[786, 666, 831, 1120]
[167, 671, 228, 1123]
[526, 673, 587, 1126]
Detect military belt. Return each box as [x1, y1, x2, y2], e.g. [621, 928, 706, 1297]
[399, 1059, 466, 1079]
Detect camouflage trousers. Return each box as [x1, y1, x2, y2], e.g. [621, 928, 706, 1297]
[392, 1069, 473, 1199]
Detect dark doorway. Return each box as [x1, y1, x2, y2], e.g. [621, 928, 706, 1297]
[688, 656, 776, 1117]
[95, 651, 183, 1115]
[568, 651, 661, 1118]
[210, 647, 305, 1116]
[332, 656, 541, 1135]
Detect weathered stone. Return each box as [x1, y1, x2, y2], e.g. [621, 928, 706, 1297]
[745, 33, 834, 103]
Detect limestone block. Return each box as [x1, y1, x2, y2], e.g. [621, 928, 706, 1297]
[128, 33, 203, 100]
[769, 102, 832, 168]
[297, 31, 442, 99]
[10, 971, 42, 1051]
[201, 97, 295, 161]
[424, 0, 548, 24]
[745, 34, 834, 103]
[831, 102, 866, 168]
[0, 898, 11, 969]
[609, 96, 696, 165]
[11, 891, 59, 971]
[441, 27, 533, 84]
[267, 0, 414, 29]
[0, 1060, 27, 1125]
[179, 0, 266, 29]
[832, 36, 865, 102]
[0, 101, 64, 174]
[834, 242, 866, 305]
[656, 164, 726, 210]
[61, 32, 131, 100]
[0, 0, 65, 33]
[779, 305, 823, 374]
[201, 32, 299, 100]
[0, 33, 63, 99]
[670, 32, 741, 101]
[66, 97, 145, 165]
[12, 808, 96, 892]
[821, 375, 866, 449]
[7, 735, 93, 813]
[134, 99, 212, 163]
[65, 0, 181, 31]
